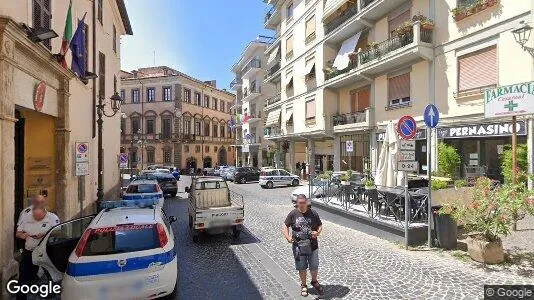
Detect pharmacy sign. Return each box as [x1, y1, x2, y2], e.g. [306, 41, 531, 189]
[484, 82, 534, 118]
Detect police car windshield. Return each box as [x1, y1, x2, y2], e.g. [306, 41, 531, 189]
[81, 224, 160, 256]
[126, 184, 158, 193]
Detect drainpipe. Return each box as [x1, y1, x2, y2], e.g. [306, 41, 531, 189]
[92, 0, 96, 138]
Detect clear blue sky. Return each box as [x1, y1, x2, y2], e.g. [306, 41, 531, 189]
[121, 0, 272, 90]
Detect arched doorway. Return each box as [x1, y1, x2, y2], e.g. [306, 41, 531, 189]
[186, 157, 197, 171]
[218, 147, 227, 166]
[203, 156, 212, 168]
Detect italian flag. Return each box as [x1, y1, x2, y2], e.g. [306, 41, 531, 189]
[60, 0, 73, 68]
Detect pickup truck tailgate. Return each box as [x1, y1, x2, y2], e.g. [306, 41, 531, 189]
[195, 206, 244, 228]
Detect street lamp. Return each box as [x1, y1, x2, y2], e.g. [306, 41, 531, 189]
[512, 21, 534, 57]
[96, 92, 123, 202]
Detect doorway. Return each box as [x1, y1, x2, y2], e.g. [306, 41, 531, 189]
[14, 110, 25, 250]
[218, 147, 227, 165]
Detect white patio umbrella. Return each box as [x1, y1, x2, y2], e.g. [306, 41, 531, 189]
[375, 122, 404, 187]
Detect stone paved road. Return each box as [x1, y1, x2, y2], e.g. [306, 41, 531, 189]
[166, 176, 534, 300]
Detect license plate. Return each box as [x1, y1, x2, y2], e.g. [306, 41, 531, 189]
[211, 220, 231, 227]
[145, 274, 160, 286]
[100, 281, 143, 299]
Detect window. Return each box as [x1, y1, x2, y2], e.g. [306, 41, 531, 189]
[213, 98, 218, 110]
[214, 146, 218, 152]
[32, 0, 52, 49]
[132, 89, 140, 103]
[120, 89, 125, 102]
[204, 120, 210, 136]
[146, 149, 155, 164]
[131, 151, 138, 163]
[195, 92, 201, 105]
[163, 87, 172, 101]
[184, 89, 191, 103]
[388, 73, 411, 107]
[205, 146, 210, 153]
[146, 119, 155, 134]
[458, 46, 498, 93]
[220, 101, 225, 112]
[305, 15, 316, 44]
[112, 25, 117, 53]
[131, 117, 140, 133]
[97, 0, 103, 24]
[164, 150, 172, 163]
[220, 125, 225, 137]
[195, 145, 201, 153]
[162, 118, 172, 138]
[204, 95, 210, 108]
[120, 118, 126, 133]
[350, 87, 371, 112]
[305, 99, 316, 120]
[286, 35, 294, 59]
[183, 118, 192, 134]
[147, 88, 155, 102]
[212, 124, 218, 137]
[98, 52, 106, 98]
[286, 2, 294, 20]
[184, 145, 190, 153]
[194, 120, 202, 135]
[227, 103, 232, 113]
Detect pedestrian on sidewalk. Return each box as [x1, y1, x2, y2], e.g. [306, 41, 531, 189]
[282, 194, 324, 297]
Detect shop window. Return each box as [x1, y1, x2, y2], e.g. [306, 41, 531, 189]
[457, 46, 497, 94]
[146, 119, 155, 134]
[163, 87, 172, 101]
[147, 88, 155, 102]
[388, 73, 411, 109]
[32, 0, 52, 49]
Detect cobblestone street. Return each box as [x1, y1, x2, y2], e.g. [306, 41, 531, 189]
[166, 177, 534, 299]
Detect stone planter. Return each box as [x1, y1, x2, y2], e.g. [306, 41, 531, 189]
[466, 236, 504, 264]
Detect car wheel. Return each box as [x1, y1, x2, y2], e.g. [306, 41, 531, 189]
[192, 234, 200, 243]
[240, 177, 247, 184]
[266, 181, 274, 189]
[292, 179, 299, 186]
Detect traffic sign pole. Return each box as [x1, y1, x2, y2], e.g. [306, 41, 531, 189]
[427, 128, 432, 248]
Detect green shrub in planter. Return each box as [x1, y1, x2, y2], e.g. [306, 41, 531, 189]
[501, 144, 528, 184]
[432, 179, 449, 191]
[454, 179, 468, 188]
[437, 142, 461, 178]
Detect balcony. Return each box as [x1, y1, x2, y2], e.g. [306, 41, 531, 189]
[332, 108, 373, 132]
[247, 111, 263, 124]
[264, 61, 281, 83]
[230, 77, 243, 90]
[324, 0, 411, 45]
[242, 58, 262, 79]
[452, 0, 499, 22]
[242, 86, 262, 103]
[264, 92, 282, 108]
[264, 5, 281, 29]
[324, 22, 433, 89]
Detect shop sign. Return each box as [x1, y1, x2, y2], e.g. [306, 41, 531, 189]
[34, 81, 46, 112]
[376, 130, 426, 141]
[436, 121, 526, 139]
[485, 82, 534, 118]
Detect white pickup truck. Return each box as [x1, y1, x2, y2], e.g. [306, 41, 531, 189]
[186, 176, 244, 242]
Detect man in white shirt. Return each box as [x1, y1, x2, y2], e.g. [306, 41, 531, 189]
[16, 195, 46, 228]
[16, 207, 60, 299]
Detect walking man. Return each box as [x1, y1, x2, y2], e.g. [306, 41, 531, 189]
[282, 194, 324, 297]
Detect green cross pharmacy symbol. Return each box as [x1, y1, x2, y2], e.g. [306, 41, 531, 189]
[504, 100, 519, 112]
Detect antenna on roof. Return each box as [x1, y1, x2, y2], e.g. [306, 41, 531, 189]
[153, 50, 156, 66]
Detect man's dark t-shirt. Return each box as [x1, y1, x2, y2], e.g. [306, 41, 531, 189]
[284, 209, 322, 251]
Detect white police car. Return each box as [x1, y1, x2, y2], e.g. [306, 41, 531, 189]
[123, 179, 165, 207]
[32, 199, 178, 299]
[259, 169, 300, 189]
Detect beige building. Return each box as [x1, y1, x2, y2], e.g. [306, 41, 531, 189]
[121, 66, 236, 172]
[261, 0, 534, 180]
[0, 0, 132, 293]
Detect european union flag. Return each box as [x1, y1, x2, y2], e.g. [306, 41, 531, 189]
[70, 14, 87, 78]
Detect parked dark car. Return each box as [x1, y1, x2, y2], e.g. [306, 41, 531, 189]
[135, 173, 178, 197]
[234, 167, 260, 184]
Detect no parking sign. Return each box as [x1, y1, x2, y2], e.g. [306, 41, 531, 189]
[397, 116, 417, 140]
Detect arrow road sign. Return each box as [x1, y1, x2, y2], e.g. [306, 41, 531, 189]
[397, 116, 417, 140]
[424, 104, 440, 128]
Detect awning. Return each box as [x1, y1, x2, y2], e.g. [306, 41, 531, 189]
[265, 109, 281, 126]
[332, 31, 362, 70]
[304, 62, 315, 77]
[286, 76, 293, 88]
[267, 46, 280, 66]
[285, 109, 293, 123]
[323, 0, 348, 20]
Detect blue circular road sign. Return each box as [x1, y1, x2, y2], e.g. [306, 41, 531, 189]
[423, 104, 440, 128]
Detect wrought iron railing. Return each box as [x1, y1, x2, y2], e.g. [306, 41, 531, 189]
[324, 2, 359, 35]
[359, 29, 414, 65]
[265, 62, 281, 80]
[242, 58, 262, 75]
[360, 0, 377, 9]
[230, 78, 242, 89]
[264, 6, 276, 23]
[265, 92, 282, 107]
[332, 111, 367, 126]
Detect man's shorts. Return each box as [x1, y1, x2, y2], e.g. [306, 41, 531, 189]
[294, 249, 319, 271]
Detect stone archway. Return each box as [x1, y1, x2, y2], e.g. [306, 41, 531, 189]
[186, 157, 197, 171]
[218, 147, 227, 166]
[203, 156, 213, 168]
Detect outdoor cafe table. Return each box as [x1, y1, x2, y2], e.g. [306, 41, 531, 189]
[373, 186, 428, 221]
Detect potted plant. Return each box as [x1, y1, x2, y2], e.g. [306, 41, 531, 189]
[348, 52, 358, 66]
[319, 170, 333, 182]
[340, 170, 353, 185]
[440, 177, 534, 264]
[364, 179, 376, 190]
[454, 179, 468, 190]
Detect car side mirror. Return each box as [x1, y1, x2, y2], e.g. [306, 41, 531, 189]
[169, 216, 178, 224]
[185, 187, 190, 193]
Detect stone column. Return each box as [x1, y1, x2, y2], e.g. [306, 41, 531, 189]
[289, 141, 296, 174]
[307, 139, 315, 177]
[56, 78, 71, 219]
[333, 135, 341, 171]
[0, 32, 19, 298]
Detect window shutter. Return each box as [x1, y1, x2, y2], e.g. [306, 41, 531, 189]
[388, 73, 410, 101]
[306, 99, 316, 119]
[357, 88, 371, 110]
[388, 9, 411, 36]
[305, 16, 316, 38]
[286, 36, 293, 55]
[458, 46, 497, 92]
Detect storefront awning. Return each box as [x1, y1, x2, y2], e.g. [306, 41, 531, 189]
[267, 46, 280, 66]
[323, 0, 348, 20]
[265, 109, 281, 126]
[332, 31, 362, 70]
